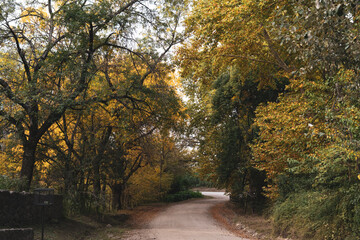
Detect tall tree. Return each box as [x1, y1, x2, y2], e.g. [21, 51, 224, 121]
[177, 0, 291, 200]
[0, 0, 184, 190]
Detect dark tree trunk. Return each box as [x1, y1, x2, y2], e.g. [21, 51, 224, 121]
[20, 141, 37, 191]
[111, 183, 123, 210]
[93, 126, 112, 197]
[93, 160, 101, 197]
[64, 158, 74, 194]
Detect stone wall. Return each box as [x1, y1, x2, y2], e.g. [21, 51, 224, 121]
[0, 190, 63, 227]
[0, 228, 34, 240]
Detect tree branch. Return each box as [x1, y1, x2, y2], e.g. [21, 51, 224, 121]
[94, 0, 141, 34]
[0, 78, 29, 111]
[5, 22, 32, 83]
[0, 110, 27, 143]
[261, 26, 294, 73]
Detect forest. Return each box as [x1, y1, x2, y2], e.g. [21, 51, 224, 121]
[0, 0, 359, 239]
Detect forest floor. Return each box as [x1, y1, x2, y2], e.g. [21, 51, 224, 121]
[31, 203, 166, 240]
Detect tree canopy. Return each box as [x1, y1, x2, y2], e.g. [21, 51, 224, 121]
[1, 0, 360, 238]
[178, 0, 360, 238]
[0, 0, 185, 190]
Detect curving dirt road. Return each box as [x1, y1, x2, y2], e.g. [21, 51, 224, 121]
[123, 192, 248, 240]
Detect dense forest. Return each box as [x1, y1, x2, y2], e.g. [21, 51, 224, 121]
[0, 0, 359, 239]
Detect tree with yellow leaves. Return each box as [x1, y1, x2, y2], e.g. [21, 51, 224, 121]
[178, 0, 292, 203]
[0, 0, 185, 190]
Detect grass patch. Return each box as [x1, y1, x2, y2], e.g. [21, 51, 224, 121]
[163, 190, 203, 202]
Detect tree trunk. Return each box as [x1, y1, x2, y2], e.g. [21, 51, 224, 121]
[93, 126, 112, 197]
[93, 160, 101, 197]
[64, 157, 73, 194]
[111, 183, 123, 210]
[20, 141, 37, 191]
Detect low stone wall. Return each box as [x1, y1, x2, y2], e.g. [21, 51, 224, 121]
[0, 190, 63, 227]
[0, 228, 34, 240]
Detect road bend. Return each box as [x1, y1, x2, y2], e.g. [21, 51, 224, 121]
[123, 192, 248, 240]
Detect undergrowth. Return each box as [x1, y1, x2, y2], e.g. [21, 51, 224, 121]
[163, 190, 203, 202]
[272, 187, 360, 240]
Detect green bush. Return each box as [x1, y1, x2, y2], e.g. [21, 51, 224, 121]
[272, 187, 360, 240]
[163, 190, 203, 202]
[168, 173, 215, 194]
[168, 174, 198, 194]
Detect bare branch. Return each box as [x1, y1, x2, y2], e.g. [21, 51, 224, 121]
[105, 43, 150, 67]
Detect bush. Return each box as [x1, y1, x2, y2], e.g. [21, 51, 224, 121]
[272, 187, 360, 240]
[63, 191, 111, 216]
[168, 175, 194, 194]
[163, 190, 203, 202]
[0, 175, 26, 191]
[168, 173, 215, 194]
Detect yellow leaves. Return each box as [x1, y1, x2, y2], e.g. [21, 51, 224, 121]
[336, 69, 355, 84]
[251, 75, 333, 197]
[252, 64, 360, 197]
[0, 140, 23, 176]
[179, 0, 285, 90]
[20, 6, 48, 32]
[127, 164, 173, 205]
[231, 95, 239, 102]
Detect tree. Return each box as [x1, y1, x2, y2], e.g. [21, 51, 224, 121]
[251, 0, 360, 196]
[252, 76, 330, 197]
[34, 50, 184, 210]
[269, 0, 360, 75]
[177, 0, 296, 87]
[178, 0, 291, 201]
[177, 0, 360, 237]
[0, 0, 185, 190]
[249, 1, 360, 237]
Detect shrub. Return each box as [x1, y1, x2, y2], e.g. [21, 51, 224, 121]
[163, 190, 203, 202]
[0, 175, 26, 191]
[272, 187, 360, 240]
[168, 175, 194, 194]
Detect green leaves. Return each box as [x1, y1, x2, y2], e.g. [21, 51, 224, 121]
[271, 0, 360, 75]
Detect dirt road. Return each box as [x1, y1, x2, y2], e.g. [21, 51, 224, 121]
[123, 192, 248, 240]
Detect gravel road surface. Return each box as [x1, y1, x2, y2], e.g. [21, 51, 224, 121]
[123, 192, 248, 240]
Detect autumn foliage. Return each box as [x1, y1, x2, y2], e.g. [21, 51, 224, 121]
[0, 0, 191, 212]
[1, 0, 360, 238]
[179, 0, 360, 239]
